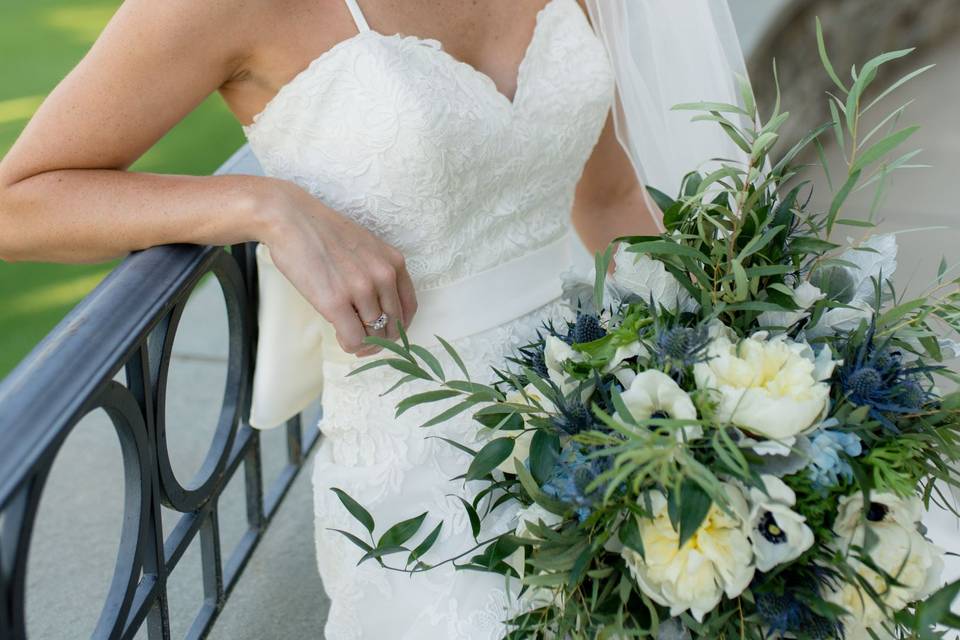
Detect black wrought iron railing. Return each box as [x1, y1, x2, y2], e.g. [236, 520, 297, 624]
[0, 148, 319, 639]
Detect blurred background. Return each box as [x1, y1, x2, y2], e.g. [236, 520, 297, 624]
[0, 0, 958, 638]
[0, 0, 244, 378]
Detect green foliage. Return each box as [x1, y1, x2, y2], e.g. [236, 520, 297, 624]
[326, 22, 960, 640]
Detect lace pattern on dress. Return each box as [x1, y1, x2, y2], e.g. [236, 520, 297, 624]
[243, 0, 615, 636]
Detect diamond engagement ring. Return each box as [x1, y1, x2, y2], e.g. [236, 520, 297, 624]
[364, 313, 389, 332]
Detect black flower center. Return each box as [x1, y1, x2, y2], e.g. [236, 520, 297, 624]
[759, 511, 787, 543]
[866, 502, 889, 522]
[650, 410, 670, 420]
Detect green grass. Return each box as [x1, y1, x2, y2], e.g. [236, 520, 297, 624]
[0, 0, 245, 378]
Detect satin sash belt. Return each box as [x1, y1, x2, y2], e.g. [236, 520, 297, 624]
[249, 232, 571, 429]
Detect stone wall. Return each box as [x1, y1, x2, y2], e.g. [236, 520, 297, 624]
[746, 0, 960, 144]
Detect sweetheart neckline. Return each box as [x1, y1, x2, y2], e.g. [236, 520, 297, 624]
[243, 0, 567, 132]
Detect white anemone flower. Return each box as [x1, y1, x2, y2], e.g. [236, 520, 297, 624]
[747, 475, 814, 571]
[693, 323, 837, 449]
[612, 243, 698, 314]
[757, 281, 826, 330]
[621, 483, 755, 622]
[824, 491, 945, 640]
[806, 234, 898, 339]
[604, 340, 648, 389]
[543, 335, 594, 404]
[616, 370, 702, 441]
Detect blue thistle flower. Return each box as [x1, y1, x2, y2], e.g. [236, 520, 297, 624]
[755, 591, 842, 639]
[808, 429, 862, 491]
[513, 342, 550, 379]
[550, 397, 593, 435]
[542, 444, 610, 521]
[647, 304, 710, 380]
[837, 322, 937, 431]
[654, 325, 711, 367]
[571, 312, 607, 344]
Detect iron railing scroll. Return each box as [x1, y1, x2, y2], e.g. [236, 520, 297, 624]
[0, 146, 319, 639]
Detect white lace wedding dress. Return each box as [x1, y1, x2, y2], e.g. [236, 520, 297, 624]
[241, 0, 614, 637]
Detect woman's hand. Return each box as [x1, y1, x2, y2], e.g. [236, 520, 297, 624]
[261, 182, 418, 357]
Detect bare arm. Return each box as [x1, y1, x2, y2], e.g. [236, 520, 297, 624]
[573, 111, 662, 258]
[0, 0, 415, 354]
[0, 0, 270, 263]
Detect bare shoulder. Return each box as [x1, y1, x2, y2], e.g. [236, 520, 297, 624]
[100, 0, 279, 77]
[0, 0, 293, 180]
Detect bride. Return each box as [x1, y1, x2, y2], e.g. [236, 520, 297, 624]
[0, 0, 751, 637]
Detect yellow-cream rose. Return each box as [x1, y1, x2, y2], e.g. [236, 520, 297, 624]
[621, 483, 755, 622]
[693, 324, 836, 444]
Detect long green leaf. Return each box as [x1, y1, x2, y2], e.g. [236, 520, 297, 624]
[454, 496, 482, 538]
[435, 335, 470, 381]
[827, 170, 862, 233]
[674, 480, 713, 549]
[378, 357, 433, 381]
[529, 430, 560, 485]
[378, 512, 428, 549]
[328, 528, 374, 554]
[851, 126, 918, 174]
[409, 344, 445, 380]
[671, 101, 748, 115]
[816, 17, 848, 92]
[408, 521, 444, 566]
[619, 514, 645, 557]
[466, 438, 515, 480]
[330, 488, 375, 534]
[396, 389, 462, 417]
[362, 335, 414, 363]
[864, 64, 935, 113]
[626, 240, 710, 264]
[420, 398, 479, 428]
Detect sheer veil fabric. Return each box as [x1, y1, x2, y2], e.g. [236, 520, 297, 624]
[584, 0, 751, 230]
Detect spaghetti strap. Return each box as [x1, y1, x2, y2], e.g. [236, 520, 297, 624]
[343, 0, 371, 33]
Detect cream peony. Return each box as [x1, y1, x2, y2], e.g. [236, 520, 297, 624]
[747, 475, 814, 571]
[693, 323, 837, 447]
[612, 243, 697, 313]
[621, 483, 755, 622]
[824, 491, 945, 639]
[616, 370, 702, 441]
[492, 384, 557, 474]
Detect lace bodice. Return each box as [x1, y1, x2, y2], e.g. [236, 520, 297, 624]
[244, 1, 615, 637]
[242, 0, 613, 289]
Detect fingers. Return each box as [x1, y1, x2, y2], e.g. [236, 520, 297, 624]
[394, 257, 418, 328]
[306, 238, 414, 356]
[367, 262, 402, 342]
[326, 303, 371, 356]
[353, 283, 387, 340]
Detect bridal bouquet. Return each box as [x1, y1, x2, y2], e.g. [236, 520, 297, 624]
[333, 23, 960, 639]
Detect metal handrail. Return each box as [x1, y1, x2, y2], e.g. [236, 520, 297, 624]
[0, 146, 319, 639]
